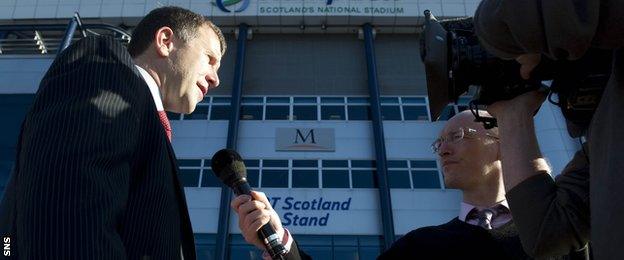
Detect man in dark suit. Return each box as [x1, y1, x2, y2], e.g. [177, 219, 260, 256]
[231, 110, 587, 259]
[0, 6, 225, 259]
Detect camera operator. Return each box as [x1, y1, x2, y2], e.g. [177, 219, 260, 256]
[475, 1, 624, 259]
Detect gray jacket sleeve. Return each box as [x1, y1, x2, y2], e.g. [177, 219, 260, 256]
[473, 0, 624, 60]
[506, 148, 590, 258]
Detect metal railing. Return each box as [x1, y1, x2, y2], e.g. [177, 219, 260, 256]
[0, 12, 131, 55]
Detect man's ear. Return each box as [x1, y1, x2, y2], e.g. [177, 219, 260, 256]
[155, 26, 175, 57]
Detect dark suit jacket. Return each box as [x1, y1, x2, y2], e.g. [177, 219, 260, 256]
[0, 36, 195, 259]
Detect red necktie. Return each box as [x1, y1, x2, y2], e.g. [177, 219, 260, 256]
[158, 111, 172, 142]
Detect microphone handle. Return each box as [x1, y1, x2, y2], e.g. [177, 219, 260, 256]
[232, 181, 287, 259]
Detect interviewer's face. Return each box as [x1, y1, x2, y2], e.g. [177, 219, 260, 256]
[163, 25, 221, 114]
[436, 112, 500, 190]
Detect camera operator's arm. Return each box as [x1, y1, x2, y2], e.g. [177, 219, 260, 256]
[488, 91, 590, 257]
[231, 191, 311, 260]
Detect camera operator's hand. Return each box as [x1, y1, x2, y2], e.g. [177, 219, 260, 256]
[487, 90, 547, 122]
[516, 54, 541, 80]
[231, 191, 285, 250]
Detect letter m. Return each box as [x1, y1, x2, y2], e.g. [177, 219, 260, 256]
[295, 129, 316, 144]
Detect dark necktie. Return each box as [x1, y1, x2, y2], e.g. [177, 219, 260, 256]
[467, 205, 508, 230]
[158, 111, 172, 142]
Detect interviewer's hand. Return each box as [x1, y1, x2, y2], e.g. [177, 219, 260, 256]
[231, 191, 285, 250]
[487, 90, 547, 122]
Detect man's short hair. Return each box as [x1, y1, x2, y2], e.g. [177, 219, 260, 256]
[128, 6, 227, 57]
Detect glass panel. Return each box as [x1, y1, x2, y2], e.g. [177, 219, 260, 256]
[293, 160, 318, 168]
[265, 105, 290, 120]
[386, 160, 407, 168]
[321, 97, 345, 103]
[294, 97, 317, 103]
[247, 169, 259, 188]
[261, 169, 289, 188]
[242, 97, 263, 103]
[410, 160, 438, 168]
[322, 160, 348, 168]
[380, 97, 399, 103]
[351, 160, 375, 168]
[403, 106, 429, 121]
[347, 105, 371, 121]
[388, 170, 411, 188]
[200, 169, 221, 187]
[381, 106, 401, 120]
[412, 170, 442, 188]
[352, 170, 377, 188]
[240, 105, 263, 120]
[185, 106, 209, 120]
[244, 159, 260, 167]
[322, 170, 349, 188]
[166, 111, 181, 120]
[293, 105, 317, 120]
[266, 97, 290, 103]
[457, 105, 469, 112]
[177, 159, 202, 167]
[347, 97, 370, 104]
[359, 236, 383, 246]
[179, 169, 200, 187]
[200, 96, 211, 104]
[210, 105, 231, 120]
[437, 105, 456, 121]
[321, 106, 345, 120]
[263, 160, 288, 168]
[292, 170, 319, 188]
[401, 97, 427, 104]
[212, 97, 231, 103]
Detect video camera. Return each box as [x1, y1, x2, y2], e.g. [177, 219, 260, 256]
[420, 10, 612, 136]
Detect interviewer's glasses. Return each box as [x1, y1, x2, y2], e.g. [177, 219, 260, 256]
[431, 127, 499, 153]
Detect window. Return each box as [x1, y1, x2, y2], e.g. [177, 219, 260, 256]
[381, 105, 402, 120]
[261, 169, 288, 188]
[388, 170, 411, 188]
[321, 106, 345, 120]
[402, 106, 429, 121]
[292, 170, 319, 188]
[210, 105, 230, 120]
[352, 170, 377, 188]
[200, 169, 221, 187]
[322, 170, 349, 188]
[412, 170, 441, 188]
[322, 160, 348, 168]
[263, 160, 288, 168]
[179, 169, 200, 187]
[185, 105, 209, 120]
[240, 105, 263, 120]
[347, 105, 371, 120]
[293, 105, 317, 120]
[265, 105, 290, 120]
[246, 169, 259, 188]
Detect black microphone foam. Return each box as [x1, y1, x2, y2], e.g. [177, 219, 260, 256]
[211, 149, 248, 188]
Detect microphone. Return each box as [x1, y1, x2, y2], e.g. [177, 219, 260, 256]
[211, 149, 287, 259]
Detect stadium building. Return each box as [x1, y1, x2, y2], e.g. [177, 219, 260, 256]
[0, 0, 580, 259]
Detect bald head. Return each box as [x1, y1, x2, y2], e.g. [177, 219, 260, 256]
[443, 110, 499, 138]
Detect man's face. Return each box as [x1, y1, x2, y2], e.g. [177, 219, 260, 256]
[162, 24, 221, 114]
[435, 112, 500, 190]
